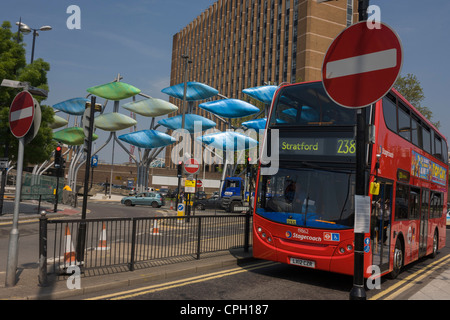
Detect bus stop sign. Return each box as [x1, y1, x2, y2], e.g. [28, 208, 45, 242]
[322, 21, 403, 108]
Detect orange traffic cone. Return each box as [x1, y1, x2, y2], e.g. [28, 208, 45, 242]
[170, 200, 174, 210]
[96, 222, 110, 250]
[151, 219, 160, 235]
[62, 225, 78, 267]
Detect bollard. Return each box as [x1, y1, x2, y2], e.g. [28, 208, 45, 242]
[38, 210, 48, 286]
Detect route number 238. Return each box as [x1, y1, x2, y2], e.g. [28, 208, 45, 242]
[337, 139, 356, 155]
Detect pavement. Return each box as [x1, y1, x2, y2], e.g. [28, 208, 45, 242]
[0, 194, 449, 300]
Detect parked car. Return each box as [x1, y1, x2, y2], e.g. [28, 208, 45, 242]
[195, 191, 207, 200]
[159, 187, 169, 197]
[194, 196, 222, 210]
[121, 192, 165, 208]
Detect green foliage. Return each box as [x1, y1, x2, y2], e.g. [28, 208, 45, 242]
[0, 21, 55, 166]
[394, 73, 440, 129]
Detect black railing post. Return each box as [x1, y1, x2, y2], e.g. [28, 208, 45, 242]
[37, 194, 42, 214]
[129, 218, 137, 271]
[38, 210, 48, 286]
[196, 217, 202, 260]
[244, 212, 251, 252]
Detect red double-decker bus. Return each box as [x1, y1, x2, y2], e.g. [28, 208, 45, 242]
[253, 80, 448, 279]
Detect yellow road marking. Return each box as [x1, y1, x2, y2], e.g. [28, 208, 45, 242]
[370, 253, 450, 300]
[86, 260, 278, 300]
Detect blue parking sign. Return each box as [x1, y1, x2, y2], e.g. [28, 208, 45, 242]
[91, 155, 98, 168]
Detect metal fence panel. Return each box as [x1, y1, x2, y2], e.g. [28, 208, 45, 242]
[42, 214, 252, 277]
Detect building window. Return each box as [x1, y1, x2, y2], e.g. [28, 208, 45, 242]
[347, 0, 353, 26]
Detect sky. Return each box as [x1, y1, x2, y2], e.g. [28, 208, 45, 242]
[1, 0, 449, 165]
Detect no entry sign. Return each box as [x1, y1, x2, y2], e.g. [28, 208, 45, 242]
[322, 21, 403, 108]
[184, 158, 200, 175]
[9, 91, 35, 138]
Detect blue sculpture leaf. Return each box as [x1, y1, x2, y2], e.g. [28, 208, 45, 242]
[161, 81, 218, 101]
[242, 118, 267, 130]
[196, 131, 258, 151]
[242, 85, 277, 104]
[53, 98, 89, 116]
[199, 99, 260, 119]
[158, 114, 216, 133]
[118, 130, 176, 149]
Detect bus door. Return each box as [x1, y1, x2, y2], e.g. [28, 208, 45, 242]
[418, 189, 429, 258]
[370, 181, 393, 273]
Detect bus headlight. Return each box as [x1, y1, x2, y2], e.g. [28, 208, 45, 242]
[256, 225, 274, 246]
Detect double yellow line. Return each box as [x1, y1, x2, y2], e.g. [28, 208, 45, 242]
[370, 253, 450, 300]
[87, 260, 278, 300]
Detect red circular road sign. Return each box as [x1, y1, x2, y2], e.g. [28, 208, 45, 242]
[9, 91, 35, 138]
[196, 180, 203, 187]
[322, 21, 403, 108]
[184, 158, 200, 174]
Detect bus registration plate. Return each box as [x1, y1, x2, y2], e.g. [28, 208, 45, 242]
[290, 257, 315, 268]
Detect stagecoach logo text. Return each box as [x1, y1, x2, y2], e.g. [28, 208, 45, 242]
[285, 229, 322, 242]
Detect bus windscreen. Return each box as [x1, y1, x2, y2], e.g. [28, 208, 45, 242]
[257, 166, 355, 229]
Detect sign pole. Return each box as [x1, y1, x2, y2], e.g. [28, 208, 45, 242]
[76, 96, 97, 264]
[349, 108, 368, 300]
[5, 138, 24, 287]
[4, 86, 43, 287]
[349, 0, 370, 301]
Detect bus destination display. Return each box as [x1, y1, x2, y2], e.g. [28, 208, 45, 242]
[279, 137, 355, 157]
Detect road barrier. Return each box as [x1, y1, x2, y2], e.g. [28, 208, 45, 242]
[39, 212, 252, 285]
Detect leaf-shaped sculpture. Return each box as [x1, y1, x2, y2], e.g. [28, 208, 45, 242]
[199, 99, 260, 118]
[53, 127, 99, 146]
[122, 98, 178, 117]
[50, 114, 69, 129]
[242, 85, 277, 104]
[196, 131, 258, 151]
[87, 81, 141, 101]
[94, 113, 137, 132]
[53, 98, 89, 116]
[158, 114, 216, 133]
[161, 81, 218, 101]
[118, 130, 176, 149]
[241, 118, 267, 130]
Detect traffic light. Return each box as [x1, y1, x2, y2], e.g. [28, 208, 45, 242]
[54, 145, 62, 168]
[246, 157, 252, 177]
[177, 161, 182, 178]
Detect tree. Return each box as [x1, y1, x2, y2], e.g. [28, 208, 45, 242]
[394, 73, 440, 128]
[0, 21, 55, 166]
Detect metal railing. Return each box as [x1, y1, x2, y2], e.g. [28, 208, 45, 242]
[39, 213, 252, 285]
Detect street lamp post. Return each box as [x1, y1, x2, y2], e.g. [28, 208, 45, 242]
[180, 53, 193, 219]
[15, 22, 52, 63]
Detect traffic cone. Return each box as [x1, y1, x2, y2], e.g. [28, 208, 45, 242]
[62, 225, 78, 267]
[170, 200, 174, 210]
[96, 222, 110, 250]
[151, 219, 160, 235]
